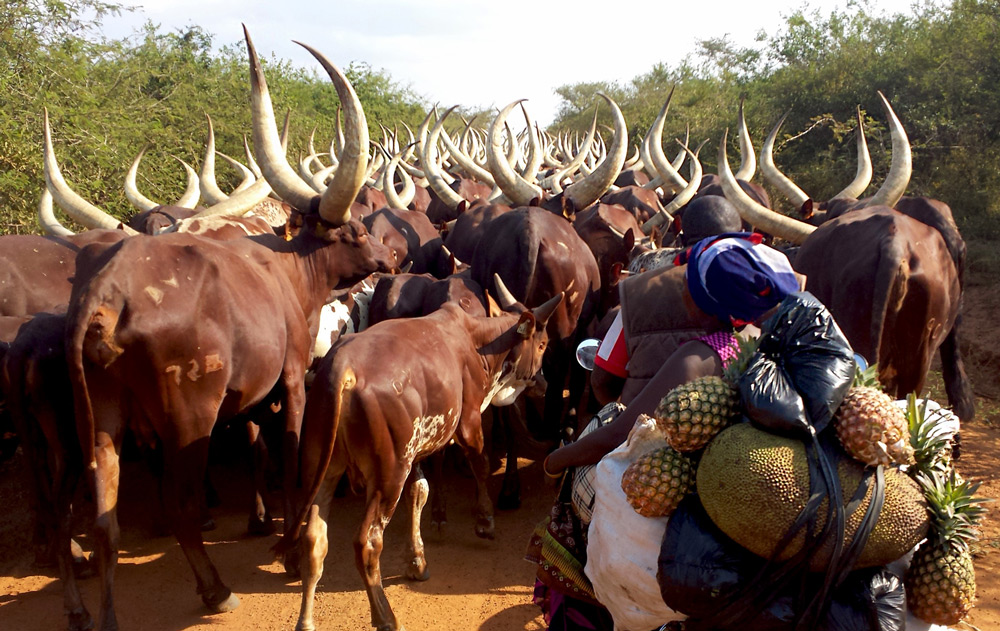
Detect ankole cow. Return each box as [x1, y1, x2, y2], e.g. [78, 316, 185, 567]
[282, 278, 562, 631]
[63, 30, 396, 630]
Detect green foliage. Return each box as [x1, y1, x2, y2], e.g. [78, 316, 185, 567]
[549, 0, 1000, 240]
[0, 2, 429, 233]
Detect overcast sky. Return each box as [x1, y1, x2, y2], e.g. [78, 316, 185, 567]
[100, 0, 938, 126]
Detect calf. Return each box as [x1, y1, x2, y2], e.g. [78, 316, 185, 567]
[286, 285, 563, 631]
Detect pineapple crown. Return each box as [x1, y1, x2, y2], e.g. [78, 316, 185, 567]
[722, 334, 760, 383]
[917, 469, 991, 552]
[851, 362, 882, 389]
[905, 394, 955, 480]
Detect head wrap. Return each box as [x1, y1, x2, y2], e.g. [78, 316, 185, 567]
[684, 233, 800, 326]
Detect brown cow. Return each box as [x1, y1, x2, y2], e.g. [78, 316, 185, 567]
[284, 284, 563, 631]
[572, 203, 640, 315]
[63, 31, 396, 629]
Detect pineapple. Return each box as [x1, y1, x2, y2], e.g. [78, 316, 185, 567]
[620, 446, 694, 517]
[906, 470, 990, 625]
[834, 365, 914, 466]
[653, 334, 757, 452]
[904, 393, 955, 480]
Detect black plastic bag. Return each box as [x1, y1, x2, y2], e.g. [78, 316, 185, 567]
[657, 496, 761, 619]
[739, 292, 856, 437]
[822, 568, 906, 631]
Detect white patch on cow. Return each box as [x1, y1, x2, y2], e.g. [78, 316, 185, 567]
[204, 354, 224, 373]
[557, 241, 569, 250]
[628, 247, 682, 276]
[165, 365, 181, 386]
[482, 368, 528, 412]
[162, 276, 179, 288]
[404, 412, 453, 462]
[144, 286, 164, 305]
[187, 359, 201, 382]
[313, 301, 352, 360]
[175, 216, 255, 237]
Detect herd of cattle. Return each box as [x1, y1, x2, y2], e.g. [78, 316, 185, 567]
[0, 25, 973, 631]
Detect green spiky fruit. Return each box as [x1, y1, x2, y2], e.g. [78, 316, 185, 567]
[835, 386, 914, 467]
[697, 423, 929, 571]
[653, 334, 757, 452]
[620, 446, 695, 517]
[906, 470, 990, 625]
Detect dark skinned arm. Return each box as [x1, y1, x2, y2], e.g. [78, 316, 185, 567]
[590, 364, 626, 407]
[544, 340, 723, 476]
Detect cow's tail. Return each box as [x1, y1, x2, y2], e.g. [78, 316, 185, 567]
[65, 287, 125, 469]
[272, 366, 346, 557]
[868, 232, 906, 379]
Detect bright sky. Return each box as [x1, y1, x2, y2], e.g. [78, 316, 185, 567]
[101, 0, 939, 126]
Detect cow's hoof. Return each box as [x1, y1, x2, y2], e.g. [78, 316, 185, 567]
[283, 548, 302, 579]
[246, 515, 276, 537]
[497, 491, 521, 511]
[204, 591, 240, 613]
[200, 517, 217, 532]
[475, 516, 495, 540]
[67, 608, 94, 631]
[405, 560, 430, 582]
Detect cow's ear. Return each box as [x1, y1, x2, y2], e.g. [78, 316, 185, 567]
[800, 199, 814, 220]
[623, 228, 635, 251]
[610, 262, 624, 287]
[562, 196, 577, 220]
[516, 312, 537, 338]
[485, 291, 503, 317]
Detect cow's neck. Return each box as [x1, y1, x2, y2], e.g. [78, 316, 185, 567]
[469, 313, 524, 377]
[265, 231, 364, 322]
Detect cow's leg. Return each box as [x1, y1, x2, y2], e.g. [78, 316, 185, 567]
[497, 404, 521, 511]
[427, 450, 447, 534]
[940, 312, 975, 424]
[50, 440, 92, 631]
[246, 422, 275, 536]
[402, 465, 430, 581]
[90, 428, 121, 631]
[453, 412, 494, 540]
[356, 481, 406, 631]
[161, 433, 239, 614]
[295, 467, 340, 631]
[278, 369, 307, 576]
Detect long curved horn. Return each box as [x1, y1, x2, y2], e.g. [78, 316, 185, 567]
[488, 100, 542, 206]
[439, 123, 494, 186]
[759, 111, 811, 210]
[493, 273, 519, 309]
[734, 98, 757, 182]
[38, 188, 75, 236]
[720, 129, 815, 244]
[544, 107, 597, 194]
[647, 88, 688, 192]
[672, 125, 690, 171]
[124, 146, 160, 212]
[296, 40, 369, 225]
[518, 102, 543, 184]
[299, 152, 327, 192]
[43, 108, 138, 233]
[243, 135, 262, 178]
[199, 114, 229, 205]
[643, 139, 705, 233]
[865, 91, 910, 208]
[189, 173, 272, 219]
[172, 158, 201, 209]
[832, 106, 873, 200]
[423, 105, 466, 210]
[215, 151, 256, 194]
[623, 144, 641, 169]
[245, 27, 319, 213]
[565, 93, 627, 210]
[379, 145, 410, 210]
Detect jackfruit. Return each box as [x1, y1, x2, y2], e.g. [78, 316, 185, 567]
[696, 422, 928, 571]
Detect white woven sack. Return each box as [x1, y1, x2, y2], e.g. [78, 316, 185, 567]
[585, 414, 684, 630]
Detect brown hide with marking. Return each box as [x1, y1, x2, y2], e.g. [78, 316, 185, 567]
[600, 186, 664, 223]
[355, 186, 387, 213]
[368, 272, 487, 325]
[442, 201, 512, 263]
[794, 208, 961, 405]
[403, 183, 432, 213]
[0, 231, 128, 318]
[291, 296, 560, 631]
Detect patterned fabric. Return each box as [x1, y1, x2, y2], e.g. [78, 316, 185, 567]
[571, 402, 626, 524]
[695, 330, 740, 369]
